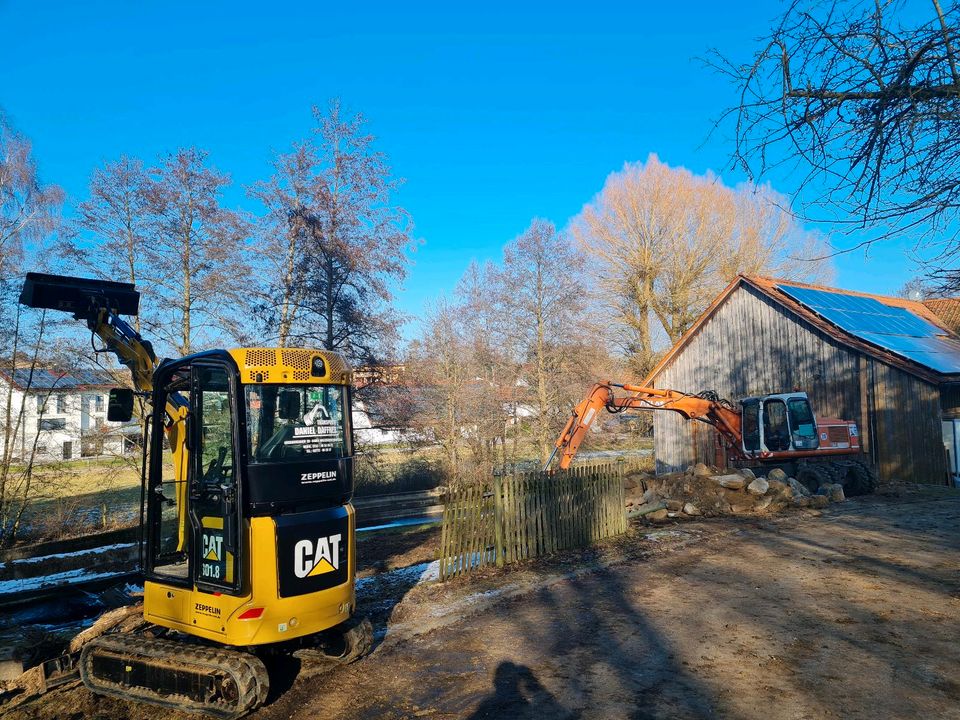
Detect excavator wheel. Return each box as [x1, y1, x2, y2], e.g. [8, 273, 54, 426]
[843, 460, 879, 496]
[79, 633, 269, 719]
[796, 464, 829, 495]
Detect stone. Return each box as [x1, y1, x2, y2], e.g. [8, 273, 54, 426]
[666, 499, 683, 511]
[693, 462, 712, 477]
[641, 488, 660, 504]
[755, 496, 774, 512]
[683, 502, 701, 516]
[747, 477, 770, 496]
[768, 468, 788, 483]
[767, 479, 789, 495]
[730, 504, 752, 514]
[792, 496, 811, 508]
[787, 477, 812, 497]
[809, 494, 829, 509]
[712, 474, 746, 490]
[739, 467, 756, 480]
[629, 500, 667, 518]
[828, 484, 845, 503]
[647, 509, 669, 522]
[0, 658, 23, 683]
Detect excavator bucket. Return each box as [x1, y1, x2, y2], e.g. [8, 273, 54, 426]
[19, 272, 140, 319]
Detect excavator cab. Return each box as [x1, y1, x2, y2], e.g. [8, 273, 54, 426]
[740, 393, 820, 455]
[142, 348, 357, 640]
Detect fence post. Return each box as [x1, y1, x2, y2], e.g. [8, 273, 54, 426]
[493, 474, 504, 567]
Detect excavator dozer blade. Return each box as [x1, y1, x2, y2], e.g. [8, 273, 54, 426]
[19, 272, 140, 319]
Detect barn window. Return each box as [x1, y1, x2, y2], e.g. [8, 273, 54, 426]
[742, 400, 760, 452]
[762, 399, 791, 452]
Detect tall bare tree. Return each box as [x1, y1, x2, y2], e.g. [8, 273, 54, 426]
[0, 115, 63, 545]
[711, 0, 960, 287]
[499, 220, 597, 463]
[251, 101, 413, 361]
[456, 261, 514, 472]
[248, 144, 316, 347]
[407, 298, 472, 480]
[572, 154, 830, 373]
[142, 148, 250, 356]
[0, 113, 62, 280]
[64, 156, 150, 331]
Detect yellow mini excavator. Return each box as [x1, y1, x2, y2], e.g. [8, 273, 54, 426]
[19, 273, 372, 718]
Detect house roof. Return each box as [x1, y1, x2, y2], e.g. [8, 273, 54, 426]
[923, 298, 960, 335]
[0, 368, 118, 391]
[646, 275, 960, 386]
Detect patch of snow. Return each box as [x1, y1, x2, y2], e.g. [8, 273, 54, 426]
[357, 517, 440, 534]
[0, 568, 129, 596]
[0, 542, 136, 571]
[643, 530, 692, 543]
[356, 560, 439, 595]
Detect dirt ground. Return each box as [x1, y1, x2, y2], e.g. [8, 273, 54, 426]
[7, 486, 960, 719]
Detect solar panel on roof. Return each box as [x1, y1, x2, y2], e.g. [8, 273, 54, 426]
[777, 283, 960, 374]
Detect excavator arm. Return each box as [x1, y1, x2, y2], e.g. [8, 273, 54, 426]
[19, 273, 157, 392]
[546, 381, 744, 470]
[19, 273, 190, 547]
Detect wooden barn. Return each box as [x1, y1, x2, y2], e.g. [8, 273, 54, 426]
[646, 276, 960, 484]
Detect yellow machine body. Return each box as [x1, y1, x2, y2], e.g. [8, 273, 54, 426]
[141, 347, 358, 646]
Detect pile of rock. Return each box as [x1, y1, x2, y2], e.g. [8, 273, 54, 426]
[623, 463, 846, 522]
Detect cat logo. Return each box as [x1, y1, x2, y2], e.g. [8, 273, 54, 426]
[202, 532, 223, 562]
[293, 534, 342, 578]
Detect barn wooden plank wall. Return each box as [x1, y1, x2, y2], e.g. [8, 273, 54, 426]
[652, 284, 947, 484]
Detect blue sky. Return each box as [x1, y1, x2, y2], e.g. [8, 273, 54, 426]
[0, 1, 924, 337]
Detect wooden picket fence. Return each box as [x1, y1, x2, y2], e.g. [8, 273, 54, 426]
[438, 462, 628, 581]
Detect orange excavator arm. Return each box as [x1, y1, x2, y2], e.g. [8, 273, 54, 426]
[546, 381, 744, 470]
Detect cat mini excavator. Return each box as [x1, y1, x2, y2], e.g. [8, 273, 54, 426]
[19, 273, 372, 718]
[546, 381, 878, 495]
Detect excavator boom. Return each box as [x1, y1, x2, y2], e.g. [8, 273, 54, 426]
[547, 381, 743, 471]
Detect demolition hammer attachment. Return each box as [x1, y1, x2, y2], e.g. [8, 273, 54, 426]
[19, 272, 140, 320]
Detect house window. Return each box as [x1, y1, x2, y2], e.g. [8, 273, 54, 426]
[56, 394, 66, 413]
[38, 418, 66, 431]
[95, 394, 104, 412]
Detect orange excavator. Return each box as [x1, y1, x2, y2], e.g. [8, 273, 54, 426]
[547, 381, 878, 496]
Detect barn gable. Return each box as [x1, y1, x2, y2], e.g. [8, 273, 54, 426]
[647, 278, 949, 484]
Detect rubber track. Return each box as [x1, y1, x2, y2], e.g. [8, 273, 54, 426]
[79, 633, 269, 719]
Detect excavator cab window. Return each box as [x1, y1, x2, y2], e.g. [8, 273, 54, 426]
[787, 397, 819, 450]
[148, 367, 192, 583]
[762, 399, 791, 452]
[741, 400, 761, 452]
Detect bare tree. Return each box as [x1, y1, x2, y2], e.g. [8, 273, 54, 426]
[572, 155, 830, 373]
[407, 298, 472, 480]
[248, 144, 316, 347]
[499, 220, 597, 463]
[142, 148, 250, 355]
[63, 156, 151, 332]
[251, 101, 413, 361]
[711, 0, 960, 286]
[0, 112, 63, 280]
[455, 261, 514, 472]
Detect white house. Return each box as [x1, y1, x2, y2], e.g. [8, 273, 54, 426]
[0, 368, 139, 462]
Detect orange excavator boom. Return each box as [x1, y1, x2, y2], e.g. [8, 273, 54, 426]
[546, 381, 743, 471]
